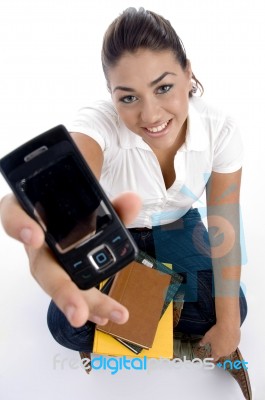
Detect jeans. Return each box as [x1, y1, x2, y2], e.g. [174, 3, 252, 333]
[47, 208, 247, 352]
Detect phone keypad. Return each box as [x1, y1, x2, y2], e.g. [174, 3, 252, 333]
[70, 231, 136, 289]
[88, 244, 115, 270]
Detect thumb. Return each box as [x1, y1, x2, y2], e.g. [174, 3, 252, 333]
[199, 334, 209, 347]
[1, 194, 44, 248]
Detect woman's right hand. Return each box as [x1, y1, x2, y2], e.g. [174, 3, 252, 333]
[0, 192, 141, 328]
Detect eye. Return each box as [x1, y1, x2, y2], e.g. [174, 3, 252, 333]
[156, 84, 173, 94]
[120, 95, 137, 104]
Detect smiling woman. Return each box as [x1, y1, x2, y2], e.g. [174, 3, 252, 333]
[108, 49, 191, 154]
[51, 8, 249, 398]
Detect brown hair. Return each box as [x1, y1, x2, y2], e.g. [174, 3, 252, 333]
[101, 7, 203, 96]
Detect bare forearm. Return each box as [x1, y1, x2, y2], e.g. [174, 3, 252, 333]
[209, 225, 242, 325]
[206, 201, 242, 326]
[214, 269, 241, 327]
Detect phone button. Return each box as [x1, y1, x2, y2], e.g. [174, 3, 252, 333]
[88, 245, 115, 270]
[110, 229, 130, 247]
[111, 235, 122, 244]
[73, 260, 84, 269]
[116, 240, 132, 256]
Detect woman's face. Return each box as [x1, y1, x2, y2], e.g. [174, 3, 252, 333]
[108, 49, 192, 151]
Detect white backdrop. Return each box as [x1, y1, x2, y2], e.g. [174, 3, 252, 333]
[0, 0, 264, 399]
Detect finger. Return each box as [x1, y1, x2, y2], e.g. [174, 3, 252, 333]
[112, 192, 142, 226]
[0, 194, 44, 248]
[83, 288, 129, 326]
[1, 191, 139, 327]
[211, 353, 220, 363]
[198, 331, 211, 347]
[28, 245, 129, 327]
[0, 192, 141, 245]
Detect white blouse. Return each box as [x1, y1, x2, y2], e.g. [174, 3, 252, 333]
[69, 96, 243, 228]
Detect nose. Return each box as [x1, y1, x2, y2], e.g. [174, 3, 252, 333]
[140, 98, 162, 125]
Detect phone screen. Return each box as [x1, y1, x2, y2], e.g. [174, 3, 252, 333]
[17, 155, 112, 252]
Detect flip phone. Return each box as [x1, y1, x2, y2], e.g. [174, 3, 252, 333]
[0, 125, 138, 289]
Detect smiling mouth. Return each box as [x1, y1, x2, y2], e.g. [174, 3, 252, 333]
[145, 120, 169, 133]
[143, 119, 172, 137]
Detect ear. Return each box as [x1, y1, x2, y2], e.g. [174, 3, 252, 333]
[106, 81, 111, 94]
[186, 59, 192, 78]
[185, 59, 193, 90]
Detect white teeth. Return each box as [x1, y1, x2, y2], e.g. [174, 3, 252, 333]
[146, 121, 168, 133]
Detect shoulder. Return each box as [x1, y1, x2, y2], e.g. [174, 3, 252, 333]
[190, 97, 232, 127]
[72, 99, 119, 127]
[190, 98, 243, 172]
[187, 97, 243, 172]
[69, 99, 144, 151]
[68, 99, 120, 151]
[189, 97, 240, 143]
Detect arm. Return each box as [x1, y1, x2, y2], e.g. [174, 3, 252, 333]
[0, 133, 141, 327]
[200, 169, 242, 359]
[70, 132, 103, 179]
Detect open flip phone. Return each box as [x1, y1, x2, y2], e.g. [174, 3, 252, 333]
[0, 125, 138, 289]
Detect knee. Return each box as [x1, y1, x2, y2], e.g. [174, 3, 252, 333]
[47, 301, 72, 348]
[47, 300, 66, 337]
[47, 301, 93, 352]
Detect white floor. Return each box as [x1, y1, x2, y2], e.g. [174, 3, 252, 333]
[0, 211, 264, 400]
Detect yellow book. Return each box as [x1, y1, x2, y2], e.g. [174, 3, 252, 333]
[92, 296, 173, 359]
[92, 261, 177, 359]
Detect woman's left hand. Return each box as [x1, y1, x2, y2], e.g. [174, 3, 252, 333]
[199, 323, 241, 362]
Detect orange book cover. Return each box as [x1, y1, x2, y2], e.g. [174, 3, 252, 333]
[93, 300, 173, 359]
[96, 261, 171, 349]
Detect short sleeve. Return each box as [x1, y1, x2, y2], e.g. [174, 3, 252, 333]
[212, 117, 244, 173]
[68, 101, 119, 152]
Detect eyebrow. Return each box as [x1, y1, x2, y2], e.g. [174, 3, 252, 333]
[113, 71, 177, 93]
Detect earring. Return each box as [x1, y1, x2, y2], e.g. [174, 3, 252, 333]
[191, 84, 197, 94]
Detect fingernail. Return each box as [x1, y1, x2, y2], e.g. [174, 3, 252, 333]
[110, 311, 123, 323]
[20, 228, 32, 244]
[65, 305, 76, 323]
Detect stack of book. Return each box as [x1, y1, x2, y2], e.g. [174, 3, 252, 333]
[93, 251, 183, 359]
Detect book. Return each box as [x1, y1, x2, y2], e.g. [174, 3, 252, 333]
[96, 260, 171, 349]
[94, 251, 183, 357]
[93, 299, 173, 358]
[112, 253, 183, 354]
[135, 251, 183, 316]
